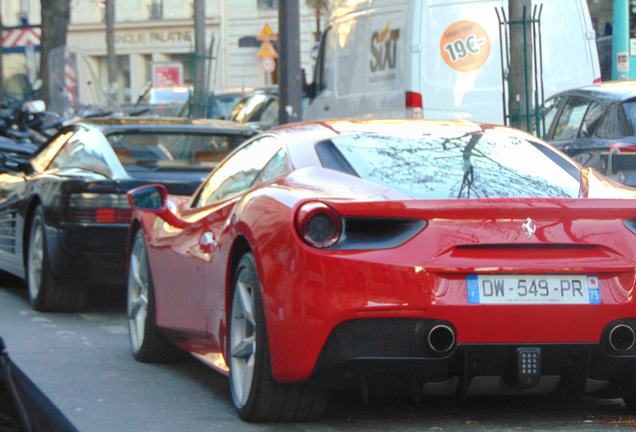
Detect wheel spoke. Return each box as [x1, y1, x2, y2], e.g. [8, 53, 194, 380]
[231, 334, 255, 359]
[133, 302, 147, 338]
[132, 262, 146, 292]
[241, 354, 255, 402]
[129, 248, 147, 290]
[129, 295, 148, 320]
[235, 280, 255, 326]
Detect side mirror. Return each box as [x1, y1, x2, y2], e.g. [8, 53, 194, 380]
[32, 78, 43, 92]
[23, 100, 46, 113]
[129, 185, 166, 210]
[127, 184, 188, 228]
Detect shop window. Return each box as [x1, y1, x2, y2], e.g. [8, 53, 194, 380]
[149, 0, 163, 20]
[168, 54, 194, 85]
[258, 0, 277, 9]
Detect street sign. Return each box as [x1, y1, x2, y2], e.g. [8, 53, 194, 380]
[258, 40, 278, 59]
[152, 62, 184, 87]
[260, 56, 276, 73]
[257, 22, 277, 41]
[1, 27, 41, 53]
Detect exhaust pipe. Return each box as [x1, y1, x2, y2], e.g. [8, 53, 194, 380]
[427, 324, 456, 353]
[609, 324, 635, 352]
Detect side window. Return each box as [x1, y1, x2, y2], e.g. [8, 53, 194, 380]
[252, 148, 289, 186]
[579, 100, 604, 137]
[596, 104, 621, 139]
[48, 137, 84, 170]
[542, 96, 563, 139]
[618, 99, 636, 136]
[552, 96, 591, 140]
[30, 129, 75, 172]
[48, 130, 112, 176]
[194, 137, 281, 207]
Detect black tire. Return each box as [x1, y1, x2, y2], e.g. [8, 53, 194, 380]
[624, 395, 636, 412]
[26, 206, 87, 312]
[127, 230, 185, 363]
[229, 252, 328, 422]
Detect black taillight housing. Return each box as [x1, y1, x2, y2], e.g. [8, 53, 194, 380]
[294, 202, 427, 250]
[62, 193, 132, 225]
[295, 202, 342, 248]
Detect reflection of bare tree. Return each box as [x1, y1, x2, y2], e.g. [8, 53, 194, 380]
[341, 132, 577, 199]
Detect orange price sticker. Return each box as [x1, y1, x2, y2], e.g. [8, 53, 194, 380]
[440, 21, 490, 72]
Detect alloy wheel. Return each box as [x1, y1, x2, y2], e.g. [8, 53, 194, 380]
[230, 277, 257, 407]
[27, 217, 44, 301]
[128, 236, 149, 353]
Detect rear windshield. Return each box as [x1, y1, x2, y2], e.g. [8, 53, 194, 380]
[321, 129, 581, 199]
[107, 132, 248, 169]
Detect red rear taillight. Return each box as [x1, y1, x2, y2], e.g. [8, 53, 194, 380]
[405, 91, 422, 109]
[295, 202, 342, 249]
[405, 91, 423, 119]
[64, 193, 132, 224]
[607, 142, 636, 153]
[593, 77, 602, 84]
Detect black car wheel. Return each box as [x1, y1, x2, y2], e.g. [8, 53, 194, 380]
[229, 252, 328, 422]
[127, 230, 185, 363]
[27, 206, 87, 312]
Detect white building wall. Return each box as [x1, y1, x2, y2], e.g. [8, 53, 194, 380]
[2, 0, 327, 105]
[1, 0, 40, 26]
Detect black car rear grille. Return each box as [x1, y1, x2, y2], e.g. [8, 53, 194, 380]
[0, 209, 17, 254]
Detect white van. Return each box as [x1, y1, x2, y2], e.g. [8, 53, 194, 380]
[303, 0, 600, 124]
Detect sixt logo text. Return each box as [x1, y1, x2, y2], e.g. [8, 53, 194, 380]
[370, 23, 400, 73]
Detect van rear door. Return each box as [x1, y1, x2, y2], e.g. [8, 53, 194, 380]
[419, 0, 599, 124]
[419, 0, 507, 123]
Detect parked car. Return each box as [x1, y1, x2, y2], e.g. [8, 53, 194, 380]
[228, 87, 279, 129]
[128, 86, 193, 117]
[0, 336, 78, 432]
[543, 80, 636, 185]
[127, 119, 636, 422]
[0, 116, 257, 312]
[208, 87, 259, 120]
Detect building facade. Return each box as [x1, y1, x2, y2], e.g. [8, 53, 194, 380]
[1, 0, 325, 104]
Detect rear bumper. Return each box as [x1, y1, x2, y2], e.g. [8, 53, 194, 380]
[309, 318, 636, 399]
[47, 223, 129, 288]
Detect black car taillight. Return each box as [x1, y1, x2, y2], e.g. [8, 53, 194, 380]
[295, 202, 342, 248]
[63, 193, 132, 224]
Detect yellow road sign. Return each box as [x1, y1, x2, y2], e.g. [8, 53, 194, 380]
[258, 40, 278, 58]
[257, 22, 277, 41]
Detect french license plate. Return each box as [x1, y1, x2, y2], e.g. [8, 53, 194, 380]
[466, 275, 600, 304]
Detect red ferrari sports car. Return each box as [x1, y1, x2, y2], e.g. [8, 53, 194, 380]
[126, 119, 636, 422]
